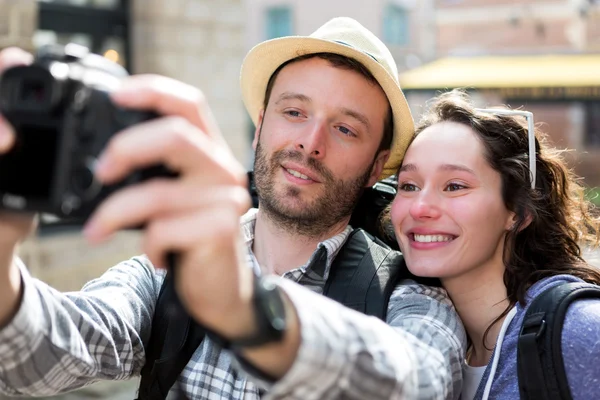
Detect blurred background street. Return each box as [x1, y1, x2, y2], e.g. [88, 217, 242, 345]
[0, 0, 598, 398]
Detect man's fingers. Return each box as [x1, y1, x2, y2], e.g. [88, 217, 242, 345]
[0, 48, 33, 153]
[141, 206, 251, 328]
[110, 74, 224, 144]
[0, 47, 33, 72]
[142, 207, 242, 270]
[84, 180, 250, 243]
[95, 116, 245, 187]
[0, 115, 16, 153]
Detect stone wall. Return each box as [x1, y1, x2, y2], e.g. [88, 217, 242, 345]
[0, 0, 36, 51]
[131, 0, 250, 165]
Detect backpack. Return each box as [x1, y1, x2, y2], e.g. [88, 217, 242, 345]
[518, 282, 600, 400]
[135, 174, 425, 399]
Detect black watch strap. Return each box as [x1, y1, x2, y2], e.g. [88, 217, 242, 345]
[206, 275, 288, 350]
[229, 275, 288, 349]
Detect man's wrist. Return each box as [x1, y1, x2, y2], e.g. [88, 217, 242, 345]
[209, 275, 288, 350]
[230, 276, 287, 349]
[237, 288, 300, 380]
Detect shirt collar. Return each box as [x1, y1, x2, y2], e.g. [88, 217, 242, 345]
[241, 208, 352, 281]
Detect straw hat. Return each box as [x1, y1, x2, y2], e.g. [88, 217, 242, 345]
[240, 17, 414, 180]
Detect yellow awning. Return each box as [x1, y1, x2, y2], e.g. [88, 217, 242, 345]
[399, 54, 600, 90]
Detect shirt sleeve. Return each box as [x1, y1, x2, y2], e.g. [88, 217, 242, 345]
[238, 277, 467, 400]
[562, 298, 600, 400]
[0, 256, 163, 397]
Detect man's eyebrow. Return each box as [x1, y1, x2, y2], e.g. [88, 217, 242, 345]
[340, 107, 371, 131]
[398, 163, 477, 175]
[275, 92, 312, 104]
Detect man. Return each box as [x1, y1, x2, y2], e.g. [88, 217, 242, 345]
[0, 18, 465, 399]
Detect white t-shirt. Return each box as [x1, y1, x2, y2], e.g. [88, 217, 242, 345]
[460, 306, 519, 400]
[462, 361, 486, 400]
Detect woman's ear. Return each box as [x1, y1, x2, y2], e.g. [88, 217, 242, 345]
[506, 211, 533, 232]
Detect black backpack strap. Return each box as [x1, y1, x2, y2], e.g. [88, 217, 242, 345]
[323, 228, 405, 320]
[518, 282, 600, 400]
[136, 268, 206, 400]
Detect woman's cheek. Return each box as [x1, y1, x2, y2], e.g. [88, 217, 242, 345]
[390, 197, 407, 230]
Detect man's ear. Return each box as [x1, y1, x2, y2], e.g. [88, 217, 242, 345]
[252, 110, 265, 151]
[365, 150, 391, 187]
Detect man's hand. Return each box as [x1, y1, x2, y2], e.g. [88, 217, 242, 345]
[84, 74, 258, 338]
[0, 48, 37, 250]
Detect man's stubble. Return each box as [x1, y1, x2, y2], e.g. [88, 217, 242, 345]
[253, 134, 374, 238]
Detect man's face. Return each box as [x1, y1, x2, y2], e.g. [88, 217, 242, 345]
[253, 57, 390, 237]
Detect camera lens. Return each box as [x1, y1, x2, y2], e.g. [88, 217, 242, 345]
[71, 158, 102, 200]
[21, 80, 46, 103]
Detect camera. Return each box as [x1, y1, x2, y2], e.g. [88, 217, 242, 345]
[0, 43, 171, 222]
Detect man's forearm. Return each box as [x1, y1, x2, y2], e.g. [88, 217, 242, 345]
[0, 256, 156, 397]
[0, 248, 22, 328]
[235, 279, 467, 400]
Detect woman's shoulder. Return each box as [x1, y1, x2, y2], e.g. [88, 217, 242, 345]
[524, 274, 588, 304]
[561, 286, 600, 399]
[524, 274, 600, 344]
[563, 296, 600, 343]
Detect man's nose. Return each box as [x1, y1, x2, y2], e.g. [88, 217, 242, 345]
[295, 121, 327, 158]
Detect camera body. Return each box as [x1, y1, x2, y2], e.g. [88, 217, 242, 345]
[0, 43, 168, 222]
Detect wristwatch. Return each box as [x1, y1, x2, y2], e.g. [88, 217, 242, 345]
[228, 275, 288, 349]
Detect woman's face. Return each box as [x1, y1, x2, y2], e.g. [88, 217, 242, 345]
[390, 121, 515, 282]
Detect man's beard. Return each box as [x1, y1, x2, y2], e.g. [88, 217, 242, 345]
[253, 140, 374, 237]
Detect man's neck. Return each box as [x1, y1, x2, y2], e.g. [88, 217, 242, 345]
[252, 209, 349, 275]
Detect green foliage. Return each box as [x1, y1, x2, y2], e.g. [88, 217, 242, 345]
[586, 187, 600, 206]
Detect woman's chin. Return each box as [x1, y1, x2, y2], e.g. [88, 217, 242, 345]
[406, 262, 451, 279]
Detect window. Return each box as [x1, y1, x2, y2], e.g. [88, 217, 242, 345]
[265, 6, 292, 39]
[585, 102, 600, 147]
[383, 4, 409, 46]
[34, 0, 131, 233]
[38, 0, 121, 10]
[37, 0, 131, 69]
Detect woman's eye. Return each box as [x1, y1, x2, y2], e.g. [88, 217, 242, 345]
[399, 183, 419, 192]
[445, 183, 466, 192]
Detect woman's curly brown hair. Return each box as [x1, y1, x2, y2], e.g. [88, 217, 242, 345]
[388, 89, 600, 346]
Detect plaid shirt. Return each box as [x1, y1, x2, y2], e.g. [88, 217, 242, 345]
[0, 209, 466, 399]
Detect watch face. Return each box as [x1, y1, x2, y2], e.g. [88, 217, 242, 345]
[260, 280, 287, 331]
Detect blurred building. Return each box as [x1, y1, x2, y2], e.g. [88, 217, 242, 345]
[244, 0, 436, 71]
[400, 0, 600, 186]
[1, 0, 249, 163]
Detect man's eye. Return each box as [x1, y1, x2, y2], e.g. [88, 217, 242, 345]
[399, 183, 419, 192]
[337, 126, 356, 136]
[285, 110, 302, 117]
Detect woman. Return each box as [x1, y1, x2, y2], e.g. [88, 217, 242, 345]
[387, 89, 600, 400]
